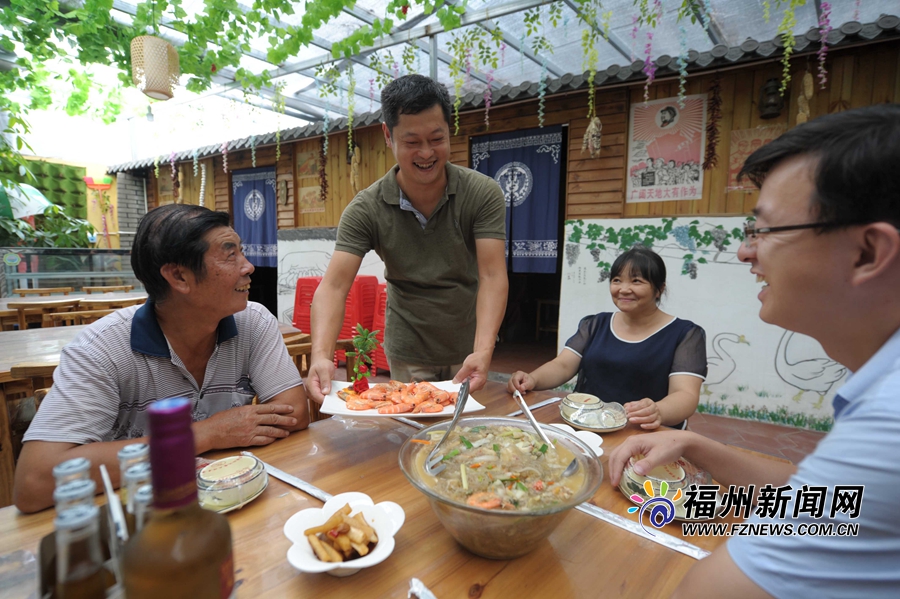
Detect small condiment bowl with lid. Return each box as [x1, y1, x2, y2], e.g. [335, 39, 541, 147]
[621, 454, 688, 501]
[197, 455, 268, 513]
[559, 393, 628, 433]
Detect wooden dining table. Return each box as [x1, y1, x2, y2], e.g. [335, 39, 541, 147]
[0, 292, 148, 330]
[0, 382, 756, 598]
[0, 325, 87, 507]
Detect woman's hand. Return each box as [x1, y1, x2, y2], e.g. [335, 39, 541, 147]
[507, 371, 535, 394]
[624, 398, 662, 430]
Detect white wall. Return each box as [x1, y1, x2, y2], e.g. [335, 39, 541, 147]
[276, 229, 385, 326]
[561, 216, 845, 431]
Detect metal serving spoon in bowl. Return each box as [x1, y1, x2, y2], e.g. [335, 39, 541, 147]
[424, 379, 470, 476]
[512, 390, 579, 477]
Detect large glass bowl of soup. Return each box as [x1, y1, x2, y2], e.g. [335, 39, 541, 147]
[398, 417, 603, 559]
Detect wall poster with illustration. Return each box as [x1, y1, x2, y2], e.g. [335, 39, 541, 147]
[298, 185, 324, 214]
[626, 95, 707, 203]
[727, 125, 786, 191]
[296, 151, 318, 178]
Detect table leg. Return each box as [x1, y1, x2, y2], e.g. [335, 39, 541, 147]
[0, 385, 17, 507]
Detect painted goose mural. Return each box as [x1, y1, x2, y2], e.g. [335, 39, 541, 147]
[775, 331, 847, 409]
[703, 333, 750, 396]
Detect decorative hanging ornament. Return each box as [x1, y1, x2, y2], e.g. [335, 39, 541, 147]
[199, 163, 207, 207]
[250, 135, 257, 168]
[537, 56, 547, 128]
[703, 74, 723, 170]
[817, 2, 832, 89]
[581, 117, 602, 159]
[797, 70, 814, 124]
[221, 141, 228, 173]
[130, 35, 180, 100]
[154, 155, 160, 178]
[192, 148, 199, 176]
[484, 71, 494, 130]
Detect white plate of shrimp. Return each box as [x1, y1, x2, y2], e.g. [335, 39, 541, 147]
[320, 380, 486, 418]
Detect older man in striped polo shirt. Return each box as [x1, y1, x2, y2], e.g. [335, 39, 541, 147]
[14, 204, 308, 513]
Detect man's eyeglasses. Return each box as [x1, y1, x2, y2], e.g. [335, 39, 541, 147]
[742, 222, 847, 244]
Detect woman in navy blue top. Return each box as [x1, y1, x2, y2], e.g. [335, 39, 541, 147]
[509, 247, 707, 430]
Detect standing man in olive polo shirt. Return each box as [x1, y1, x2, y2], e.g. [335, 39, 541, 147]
[307, 75, 508, 402]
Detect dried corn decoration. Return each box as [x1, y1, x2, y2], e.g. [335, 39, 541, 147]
[797, 70, 814, 124]
[350, 146, 361, 195]
[581, 117, 603, 159]
[131, 36, 180, 100]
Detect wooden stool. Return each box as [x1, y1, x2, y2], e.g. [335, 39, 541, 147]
[13, 287, 74, 297]
[81, 285, 135, 294]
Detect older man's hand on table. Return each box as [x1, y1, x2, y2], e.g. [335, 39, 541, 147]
[194, 403, 298, 453]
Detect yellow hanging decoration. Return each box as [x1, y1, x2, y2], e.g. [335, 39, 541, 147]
[797, 70, 814, 124]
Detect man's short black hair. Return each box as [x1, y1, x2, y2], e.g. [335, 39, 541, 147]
[131, 204, 230, 302]
[739, 104, 900, 226]
[381, 74, 452, 134]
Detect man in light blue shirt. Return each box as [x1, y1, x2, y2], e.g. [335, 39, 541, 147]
[609, 103, 900, 598]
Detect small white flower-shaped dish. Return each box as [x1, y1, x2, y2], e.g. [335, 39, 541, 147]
[548, 423, 604, 457]
[284, 492, 405, 577]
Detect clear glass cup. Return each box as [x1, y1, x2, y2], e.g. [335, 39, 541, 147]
[560, 394, 627, 430]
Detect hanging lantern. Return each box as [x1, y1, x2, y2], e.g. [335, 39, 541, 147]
[131, 35, 180, 100]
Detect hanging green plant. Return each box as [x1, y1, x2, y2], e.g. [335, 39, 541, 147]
[273, 81, 286, 161]
[448, 30, 474, 135]
[316, 65, 340, 153]
[401, 44, 417, 75]
[346, 64, 356, 154]
[776, 0, 803, 95]
[154, 155, 160, 179]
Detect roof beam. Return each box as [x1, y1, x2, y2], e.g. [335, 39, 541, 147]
[691, 1, 726, 46]
[221, 91, 319, 122]
[343, 4, 499, 88]
[440, 0, 563, 77]
[220, 0, 557, 91]
[560, 0, 631, 62]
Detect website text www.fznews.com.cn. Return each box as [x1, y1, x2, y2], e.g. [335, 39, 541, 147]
[682, 521, 861, 537]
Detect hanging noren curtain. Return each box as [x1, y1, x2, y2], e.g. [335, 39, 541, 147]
[472, 125, 562, 274]
[231, 166, 277, 268]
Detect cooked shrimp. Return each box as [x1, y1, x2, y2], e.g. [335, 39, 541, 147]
[346, 398, 376, 410]
[412, 401, 444, 414]
[377, 402, 414, 414]
[360, 388, 390, 401]
[466, 492, 501, 509]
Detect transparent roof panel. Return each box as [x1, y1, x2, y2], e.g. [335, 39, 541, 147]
[708, 0, 819, 45]
[34, 0, 899, 144]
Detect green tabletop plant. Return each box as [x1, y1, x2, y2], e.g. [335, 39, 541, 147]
[347, 323, 380, 393]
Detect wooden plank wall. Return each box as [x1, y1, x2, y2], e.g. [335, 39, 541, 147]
[139, 39, 899, 227]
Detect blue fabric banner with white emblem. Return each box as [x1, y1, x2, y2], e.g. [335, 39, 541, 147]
[472, 125, 562, 273]
[232, 167, 277, 267]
